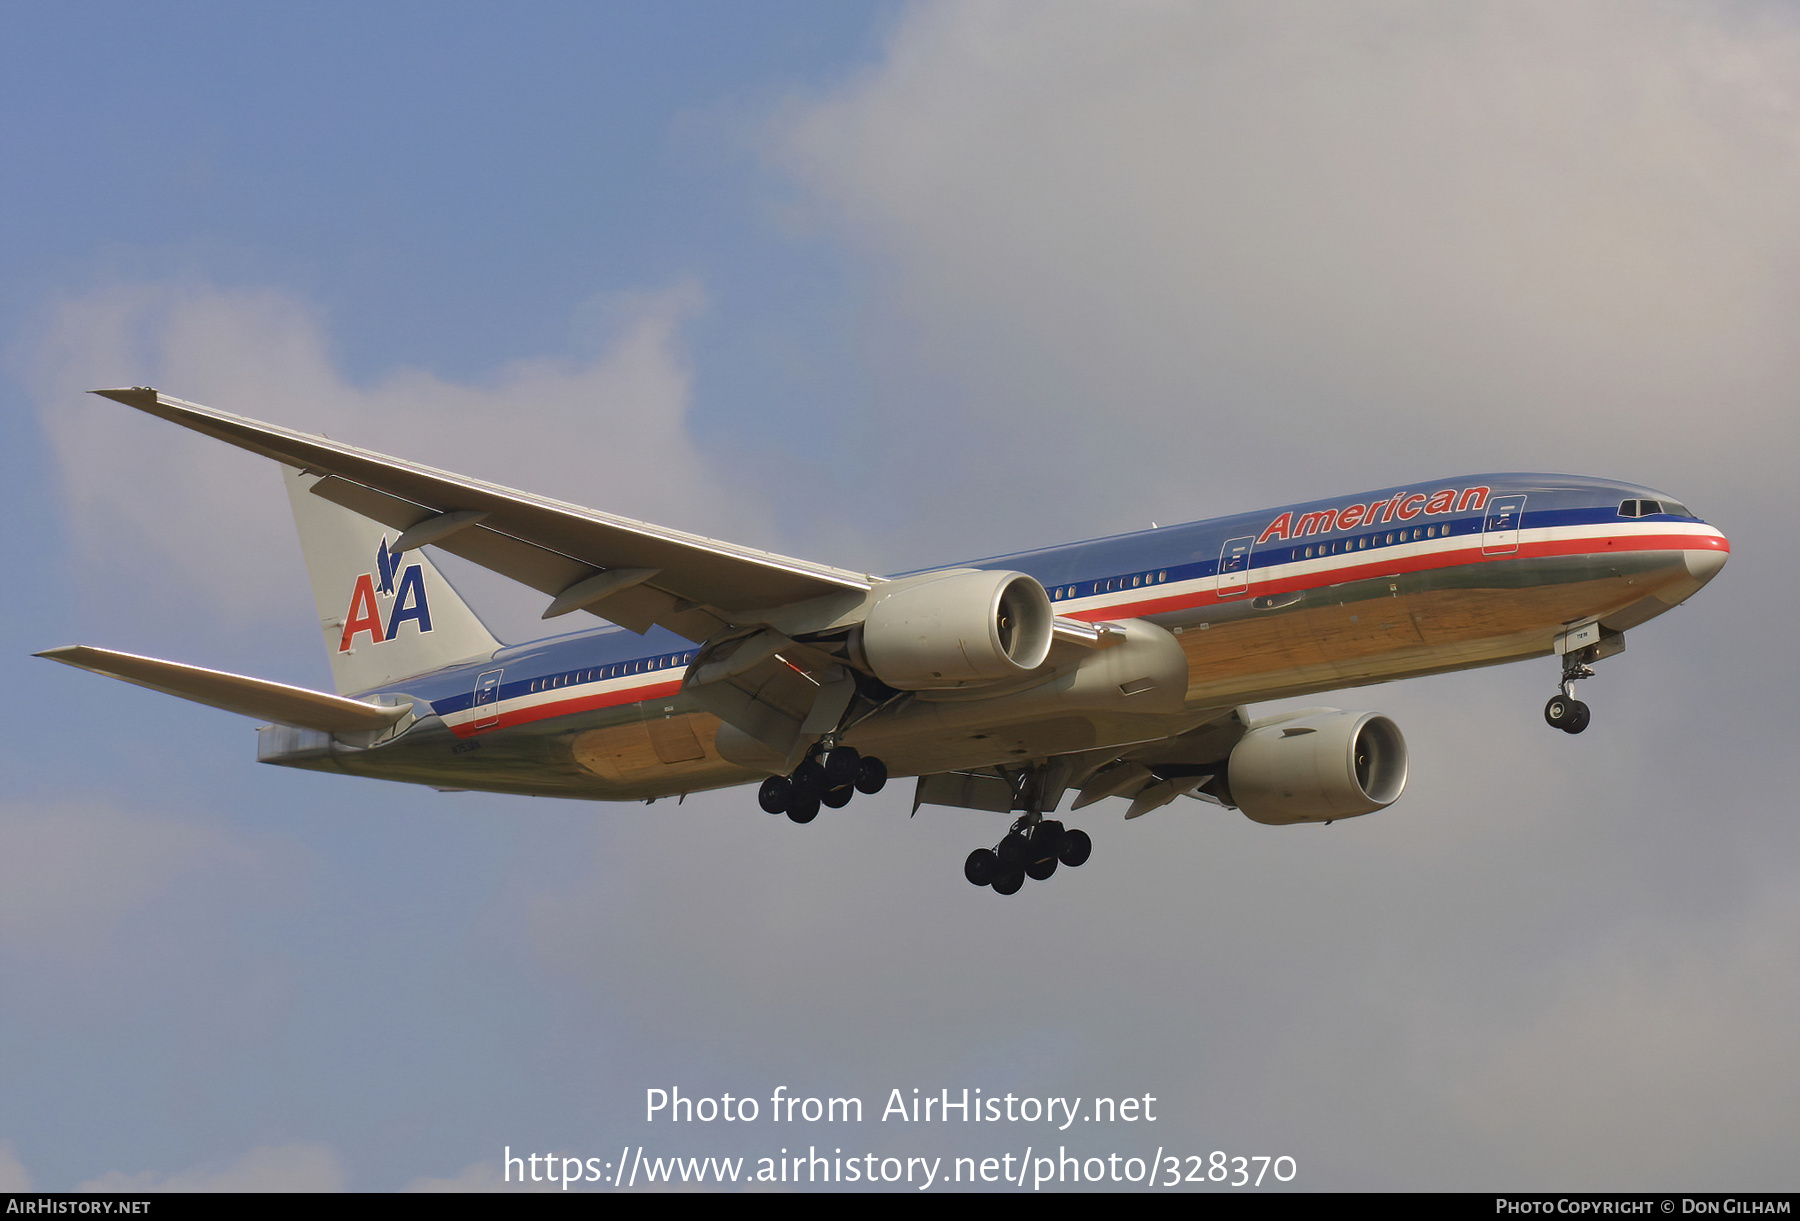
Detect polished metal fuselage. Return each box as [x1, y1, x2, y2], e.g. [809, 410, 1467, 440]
[267, 474, 1729, 801]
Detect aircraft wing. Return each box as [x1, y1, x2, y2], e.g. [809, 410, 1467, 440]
[93, 388, 875, 641]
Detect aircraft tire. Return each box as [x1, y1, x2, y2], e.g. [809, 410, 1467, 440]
[1059, 829, 1092, 868]
[1026, 855, 1058, 881]
[1562, 700, 1591, 734]
[822, 785, 854, 809]
[791, 760, 827, 798]
[854, 756, 888, 795]
[786, 795, 820, 824]
[758, 776, 792, 814]
[964, 849, 998, 886]
[991, 869, 1025, 896]
[1544, 697, 1572, 729]
[997, 832, 1029, 870]
[822, 748, 861, 788]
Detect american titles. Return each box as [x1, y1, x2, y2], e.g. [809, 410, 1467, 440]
[1256, 485, 1490, 545]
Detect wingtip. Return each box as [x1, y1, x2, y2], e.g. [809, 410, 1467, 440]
[90, 387, 160, 409]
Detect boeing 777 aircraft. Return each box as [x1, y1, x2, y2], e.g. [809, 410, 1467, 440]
[39, 389, 1730, 895]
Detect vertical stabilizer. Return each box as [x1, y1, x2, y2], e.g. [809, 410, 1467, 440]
[283, 466, 501, 694]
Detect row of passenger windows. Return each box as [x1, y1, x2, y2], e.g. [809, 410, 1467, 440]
[528, 651, 698, 695]
[1295, 523, 1455, 560]
[1619, 498, 1694, 519]
[1050, 571, 1170, 600]
[925, 498, 1688, 613]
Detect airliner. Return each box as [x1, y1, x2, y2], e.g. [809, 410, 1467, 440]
[39, 389, 1730, 896]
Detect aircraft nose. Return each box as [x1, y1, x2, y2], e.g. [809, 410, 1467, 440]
[1685, 531, 1730, 583]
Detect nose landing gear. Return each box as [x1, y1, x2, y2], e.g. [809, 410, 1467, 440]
[1544, 652, 1597, 734]
[1544, 693, 1590, 734]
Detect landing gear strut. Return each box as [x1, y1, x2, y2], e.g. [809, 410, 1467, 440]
[964, 818, 1092, 896]
[759, 746, 887, 823]
[1544, 652, 1596, 735]
[962, 761, 1093, 894]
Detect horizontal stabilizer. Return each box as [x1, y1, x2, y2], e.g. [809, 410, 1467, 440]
[36, 646, 412, 734]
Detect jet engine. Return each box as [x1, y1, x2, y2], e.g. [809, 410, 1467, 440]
[858, 569, 1054, 689]
[1227, 709, 1407, 825]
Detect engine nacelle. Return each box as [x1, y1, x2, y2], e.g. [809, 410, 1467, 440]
[860, 569, 1054, 690]
[1228, 709, 1407, 825]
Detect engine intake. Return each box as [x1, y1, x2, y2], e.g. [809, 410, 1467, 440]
[860, 569, 1054, 689]
[1228, 709, 1407, 825]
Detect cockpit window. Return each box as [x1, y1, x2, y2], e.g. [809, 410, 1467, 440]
[1619, 498, 1697, 519]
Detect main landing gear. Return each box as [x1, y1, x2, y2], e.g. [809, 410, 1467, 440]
[963, 819, 1092, 896]
[1544, 653, 1597, 735]
[757, 746, 888, 823]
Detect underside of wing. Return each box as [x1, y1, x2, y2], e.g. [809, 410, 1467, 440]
[909, 706, 1249, 818]
[94, 388, 874, 641]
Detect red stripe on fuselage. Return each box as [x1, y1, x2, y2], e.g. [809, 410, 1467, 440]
[1061, 529, 1728, 623]
[449, 678, 685, 737]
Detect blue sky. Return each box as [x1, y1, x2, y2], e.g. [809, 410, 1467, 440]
[5, 1, 1798, 1191]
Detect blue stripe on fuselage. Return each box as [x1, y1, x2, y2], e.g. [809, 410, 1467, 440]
[370, 474, 1703, 714]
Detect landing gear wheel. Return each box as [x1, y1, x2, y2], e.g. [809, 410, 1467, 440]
[821, 785, 854, 809]
[1545, 696, 1573, 729]
[1562, 700, 1591, 734]
[758, 776, 792, 814]
[853, 756, 888, 795]
[991, 869, 1025, 896]
[785, 794, 820, 824]
[997, 832, 1029, 871]
[791, 760, 827, 799]
[964, 849, 998, 887]
[1059, 829, 1092, 868]
[821, 747, 861, 789]
[1026, 855, 1058, 881]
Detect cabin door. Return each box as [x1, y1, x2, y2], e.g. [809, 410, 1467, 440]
[1482, 496, 1526, 555]
[1217, 536, 1254, 597]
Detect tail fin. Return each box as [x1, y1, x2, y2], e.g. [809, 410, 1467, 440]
[283, 466, 501, 694]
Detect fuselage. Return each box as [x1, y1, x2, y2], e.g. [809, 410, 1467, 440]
[262, 474, 1728, 800]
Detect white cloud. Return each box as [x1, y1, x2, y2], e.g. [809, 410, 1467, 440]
[0, 1142, 31, 1191]
[772, 0, 1800, 537]
[78, 1143, 344, 1192]
[405, 1158, 566, 1192]
[28, 279, 768, 630]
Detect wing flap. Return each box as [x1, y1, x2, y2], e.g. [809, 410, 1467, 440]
[36, 646, 411, 734]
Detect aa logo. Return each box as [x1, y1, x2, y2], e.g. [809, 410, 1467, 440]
[338, 539, 433, 652]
